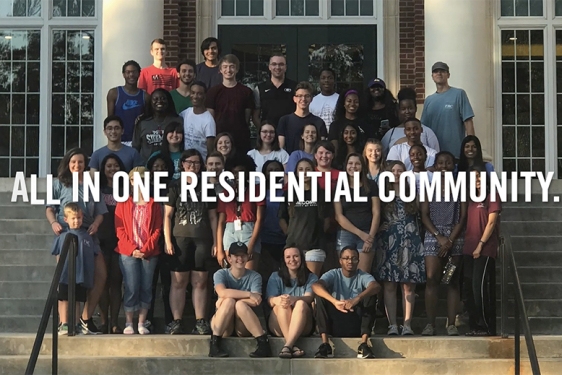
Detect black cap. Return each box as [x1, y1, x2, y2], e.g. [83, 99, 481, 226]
[431, 61, 449, 72]
[229, 242, 248, 255]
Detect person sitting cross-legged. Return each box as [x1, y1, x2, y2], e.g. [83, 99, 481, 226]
[312, 246, 380, 359]
[266, 246, 318, 359]
[209, 242, 272, 358]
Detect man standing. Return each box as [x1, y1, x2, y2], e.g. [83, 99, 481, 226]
[89, 116, 144, 173]
[107, 60, 149, 146]
[421, 62, 475, 159]
[171, 59, 196, 114]
[138, 38, 178, 94]
[278, 82, 327, 154]
[312, 246, 379, 359]
[180, 81, 216, 160]
[196, 37, 223, 89]
[253, 54, 296, 127]
[205, 54, 255, 154]
[310, 68, 339, 131]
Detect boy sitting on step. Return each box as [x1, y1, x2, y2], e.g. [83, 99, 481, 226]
[209, 242, 272, 358]
[51, 203, 99, 335]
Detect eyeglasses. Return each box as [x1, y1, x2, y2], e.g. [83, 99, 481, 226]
[182, 160, 201, 166]
[295, 94, 311, 99]
[270, 63, 286, 67]
[260, 130, 275, 135]
[341, 257, 359, 262]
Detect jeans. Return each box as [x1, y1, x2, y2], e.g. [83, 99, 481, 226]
[223, 222, 262, 254]
[119, 254, 158, 313]
[314, 295, 376, 337]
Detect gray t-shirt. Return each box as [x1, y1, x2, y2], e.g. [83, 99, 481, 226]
[213, 268, 262, 293]
[320, 268, 375, 300]
[132, 116, 179, 163]
[421, 87, 474, 158]
[266, 272, 318, 298]
[89, 145, 144, 172]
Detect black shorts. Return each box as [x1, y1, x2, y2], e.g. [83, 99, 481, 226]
[166, 236, 213, 272]
[58, 283, 88, 302]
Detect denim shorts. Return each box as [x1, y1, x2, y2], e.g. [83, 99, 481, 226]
[303, 249, 326, 263]
[337, 229, 365, 253]
[223, 222, 262, 254]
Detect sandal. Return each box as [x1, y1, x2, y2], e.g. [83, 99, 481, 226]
[278, 345, 292, 359]
[291, 346, 305, 358]
[111, 326, 123, 334]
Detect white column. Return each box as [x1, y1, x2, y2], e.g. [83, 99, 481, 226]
[97, 0, 164, 150]
[196, 0, 217, 64]
[424, 0, 494, 161]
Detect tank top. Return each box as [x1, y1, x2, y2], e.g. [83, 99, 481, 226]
[114, 86, 145, 142]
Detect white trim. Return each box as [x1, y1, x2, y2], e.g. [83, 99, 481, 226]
[545, 26, 557, 176]
[93, 14, 102, 152]
[493, 2, 503, 173]
[376, 0, 384, 81]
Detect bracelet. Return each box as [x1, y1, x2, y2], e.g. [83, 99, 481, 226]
[50, 221, 56, 225]
[479, 240, 486, 245]
[447, 238, 453, 244]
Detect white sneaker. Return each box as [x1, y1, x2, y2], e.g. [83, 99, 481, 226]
[138, 322, 150, 335]
[123, 324, 135, 335]
[421, 324, 435, 336]
[401, 325, 414, 335]
[387, 325, 399, 335]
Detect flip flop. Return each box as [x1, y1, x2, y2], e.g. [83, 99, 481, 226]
[279, 345, 292, 359]
[291, 346, 305, 358]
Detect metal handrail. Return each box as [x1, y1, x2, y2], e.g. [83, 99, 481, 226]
[500, 234, 541, 375]
[25, 233, 78, 375]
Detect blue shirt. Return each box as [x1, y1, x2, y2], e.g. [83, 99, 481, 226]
[421, 87, 474, 158]
[114, 86, 145, 142]
[213, 268, 262, 293]
[266, 272, 317, 298]
[89, 145, 144, 173]
[286, 150, 313, 173]
[51, 229, 100, 288]
[320, 268, 375, 300]
[261, 189, 286, 245]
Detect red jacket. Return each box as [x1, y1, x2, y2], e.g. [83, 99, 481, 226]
[114, 198, 162, 258]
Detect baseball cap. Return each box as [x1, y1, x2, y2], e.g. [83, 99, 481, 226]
[229, 242, 248, 255]
[368, 78, 386, 89]
[431, 61, 449, 72]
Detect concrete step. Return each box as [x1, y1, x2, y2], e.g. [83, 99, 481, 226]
[509, 236, 562, 252]
[514, 251, 562, 266]
[496, 282, 562, 300]
[502, 207, 562, 221]
[0, 265, 56, 282]
[0, 234, 52, 249]
[0, 219, 52, 234]
[0, 282, 51, 298]
[4, 356, 561, 375]
[0, 205, 46, 219]
[0, 250, 52, 265]
[501, 221, 561, 235]
[518, 266, 562, 282]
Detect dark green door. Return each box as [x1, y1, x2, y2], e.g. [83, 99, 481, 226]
[219, 25, 377, 91]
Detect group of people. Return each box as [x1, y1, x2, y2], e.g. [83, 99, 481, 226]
[45, 35, 501, 360]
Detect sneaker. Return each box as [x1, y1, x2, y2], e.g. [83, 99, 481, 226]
[80, 318, 102, 335]
[123, 324, 135, 335]
[143, 320, 153, 334]
[447, 325, 459, 336]
[401, 325, 414, 336]
[421, 324, 436, 336]
[192, 319, 212, 335]
[209, 335, 229, 358]
[249, 334, 272, 358]
[167, 319, 183, 335]
[357, 342, 375, 359]
[58, 323, 69, 336]
[314, 342, 334, 358]
[387, 325, 399, 335]
[138, 322, 150, 335]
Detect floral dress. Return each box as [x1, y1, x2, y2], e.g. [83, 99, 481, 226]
[375, 198, 425, 283]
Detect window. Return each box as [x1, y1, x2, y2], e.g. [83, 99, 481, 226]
[0, 0, 41, 17]
[309, 43, 364, 90]
[556, 31, 562, 175]
[331, 0, 373, 16]
[50, 29, 94, 172]
[500, 0, 543, 16]
[0, 30, 40, 177]
[221, 0, 264, 16]
[53, 0, 95, 17]
[276, 0, 319, 16]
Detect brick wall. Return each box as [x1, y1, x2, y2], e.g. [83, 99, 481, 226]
[163, 0, 197, 66]
[399, 0, 425, 101]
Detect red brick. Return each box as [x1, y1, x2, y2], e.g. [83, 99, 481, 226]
[399, 0, 425, 101]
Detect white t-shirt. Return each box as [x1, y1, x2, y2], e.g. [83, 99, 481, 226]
[247, 149, 289, 173]
[386, 143, 438, 171]
[180, 108, 216, 160]
[381, 125, 440, 155]
[310, 93, 339, 131]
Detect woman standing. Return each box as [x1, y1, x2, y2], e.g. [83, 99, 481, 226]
[46, 148, 107, 335]
[334, 153, 380, 273]
[457, 135, 494, 173]
[164, 149, 218, 335]
[421, 151, 466, 336]
[463, 165, 500, 336]
[363, 139, 385, 182]
[286, 124, 318, 174]
[247, 122, 289, 172]
[376, 161, 425, 336]
[115, 167, 162, 335]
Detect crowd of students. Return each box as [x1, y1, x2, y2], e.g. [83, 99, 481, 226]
[45, 36, 501, 360]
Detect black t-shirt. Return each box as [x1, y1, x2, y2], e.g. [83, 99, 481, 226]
[278, 189, 329, 250]
[97, 186, 118, 247]
[328, 117, 370, 142]
[256, 78, 297, 127]
[195, 62, 222, 89]
[165, 180, 217, 238]
[365, 106, 400, 140]
[340, 180, 379, 232]
[278, 112, 327, 154]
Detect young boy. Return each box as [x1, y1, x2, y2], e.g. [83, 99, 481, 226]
[51, 203, 99, 335]
[386, 117, 438, 170]
[209, 242, 271, 358]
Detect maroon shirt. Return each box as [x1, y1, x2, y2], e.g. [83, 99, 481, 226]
[205, 82, 255, 153]
[463, 193, 501, 258]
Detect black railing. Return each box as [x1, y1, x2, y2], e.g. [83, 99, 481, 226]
[499, 234, 541, 375]
[25, 233, 78, 375]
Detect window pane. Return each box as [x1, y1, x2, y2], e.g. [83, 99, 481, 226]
[331, 0, 344, 15]
[557, 0, 562, 16]
[532, 126, 544, 157]
[276, 0, 289, 15]
[291, 0, 304, 16]
[360, 0, 373, 16]
[346, 0, 359, 16]
[515, 0, 529, 16]
[306, 0, 319, 16]
[529, 0, 542, 16]
[309, 44, 364, 92]
[250, 0, 263, 16]
[0, 0, 41, 17]
[501, 0, 514, 16]
[53, 0, 94, 17]
[222, 0, 235, 16]
[236, 0, 249, 16]
[503, 126, 516, 157]
[530, 30, 543, 60]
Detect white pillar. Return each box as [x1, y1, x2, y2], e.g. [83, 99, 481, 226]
[97, 0, 164, 150]
[424, 0, 494, 161]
